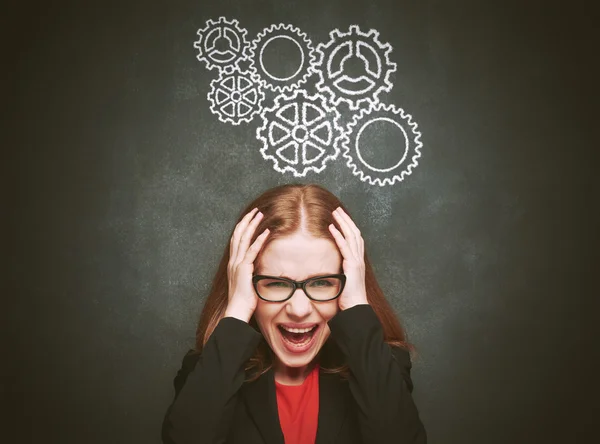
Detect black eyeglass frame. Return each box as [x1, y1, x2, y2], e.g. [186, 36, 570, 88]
[251, 274, 346, 302]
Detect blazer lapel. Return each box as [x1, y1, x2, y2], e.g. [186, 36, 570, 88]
[243, 367, 285, 444]
[315, 371, 350, 444]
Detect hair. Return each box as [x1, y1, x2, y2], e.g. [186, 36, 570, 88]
[193, 183, 414, 383]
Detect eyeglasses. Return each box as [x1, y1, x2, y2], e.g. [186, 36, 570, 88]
[251, 274, 346, 302]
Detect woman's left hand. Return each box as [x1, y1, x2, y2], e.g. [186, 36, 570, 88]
[329, 207, 369, 311]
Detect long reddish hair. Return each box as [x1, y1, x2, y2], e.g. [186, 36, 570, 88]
[194, 183, 414, 382]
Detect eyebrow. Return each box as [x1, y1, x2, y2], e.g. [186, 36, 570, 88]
[260, 272, 341, 280]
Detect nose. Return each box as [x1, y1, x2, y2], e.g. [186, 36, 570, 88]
[285, 288, 313, 318]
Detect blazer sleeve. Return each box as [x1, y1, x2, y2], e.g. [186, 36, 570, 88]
[327, 304, 427, 444]
[162, 316, 263, 444]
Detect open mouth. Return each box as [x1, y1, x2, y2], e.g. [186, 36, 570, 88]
[277, 324, 319, 348]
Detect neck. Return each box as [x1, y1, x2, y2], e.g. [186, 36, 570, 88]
[274, 360, 318, 386]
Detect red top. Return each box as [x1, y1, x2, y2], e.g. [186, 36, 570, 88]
[275, 364, 320, 444]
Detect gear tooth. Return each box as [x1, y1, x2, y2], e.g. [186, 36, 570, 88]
[356, 107, 367, 122]
[349, 25, 360, 35]
[331, 107, 342, 122]
[413, 131, 422, 145]
[340, 137, 350, 152]
[330, 28, 343, 40]
[366, 28, 377, 38]
[372, 33, 385, 46]
[302, 31, 312, 45]
[347, 98, 360, 111]
[384, 50, 396, 66]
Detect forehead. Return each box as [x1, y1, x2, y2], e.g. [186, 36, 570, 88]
[257, 233, 341, 279]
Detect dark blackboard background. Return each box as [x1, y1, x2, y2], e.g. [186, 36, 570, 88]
[6, 0, 596, 443]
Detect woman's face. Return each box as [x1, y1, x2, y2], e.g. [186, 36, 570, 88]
[253, 232, 341, 373]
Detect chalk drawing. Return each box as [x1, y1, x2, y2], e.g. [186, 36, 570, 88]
[341, 102, 422, 186]
[256, 90, 343, 176]
[248, 24, 317, 92]
[192, 18, 425, 186]
[208, 66, 265, 125]
[315, 25, 396, 110]
[193, 17, 249, 70]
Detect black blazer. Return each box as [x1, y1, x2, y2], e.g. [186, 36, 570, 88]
[162, 304, 427, 444]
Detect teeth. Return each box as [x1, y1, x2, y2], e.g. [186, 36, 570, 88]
[280, 325, 316, 334]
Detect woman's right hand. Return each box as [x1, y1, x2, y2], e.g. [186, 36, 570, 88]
[225, 208, 270, 323]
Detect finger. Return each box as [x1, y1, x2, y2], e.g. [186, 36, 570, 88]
[332, 208, 359, 258]
[231, 208, 260, 263]
[336, 207, 362, 242]
[337, 207, 364, 260]
[235, 211, 264, 264]
[242, 228, 270, 264]
[230, 208, 259, 261]
[328, 223, 354, 263]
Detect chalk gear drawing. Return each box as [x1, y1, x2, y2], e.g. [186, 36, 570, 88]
[248, 24, 317, 92]
[194, 17, 249, 70]
[315, 25, 396, 110]
[341, 103, 422, 187]
[208, 66, 265, 125]
[256, 90, 343, 177]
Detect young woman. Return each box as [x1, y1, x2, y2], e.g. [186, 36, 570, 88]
[162, 183, 427, 444]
